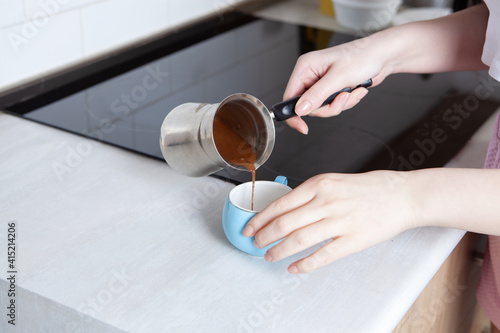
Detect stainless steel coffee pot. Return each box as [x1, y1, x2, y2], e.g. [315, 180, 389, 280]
[159, 80, 372, 177]
[160, 94, 273, 177]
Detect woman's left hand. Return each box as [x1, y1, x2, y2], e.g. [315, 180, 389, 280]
[243, 171, 417, 274]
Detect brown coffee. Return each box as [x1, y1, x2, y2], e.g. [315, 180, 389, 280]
[213, 117, 257, 210]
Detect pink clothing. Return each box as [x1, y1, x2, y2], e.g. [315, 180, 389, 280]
[476, 112, 500, 328]
[477, 1, 500, 326]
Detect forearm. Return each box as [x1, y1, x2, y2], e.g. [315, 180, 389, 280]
[408, 167, 500, 235]
[372, 3, 490, 76]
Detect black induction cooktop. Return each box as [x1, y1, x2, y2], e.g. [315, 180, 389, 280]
[3, 11, 498, 188]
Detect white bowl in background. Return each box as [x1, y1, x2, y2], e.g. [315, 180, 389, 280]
[333, 0, 403, 32]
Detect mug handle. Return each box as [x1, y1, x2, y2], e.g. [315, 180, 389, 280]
[274, 176, 288, 186]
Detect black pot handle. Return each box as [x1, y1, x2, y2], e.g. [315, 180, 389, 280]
[271, 78, 373, 122]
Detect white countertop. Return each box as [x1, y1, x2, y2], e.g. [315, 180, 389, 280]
[0, 108, 497, 333]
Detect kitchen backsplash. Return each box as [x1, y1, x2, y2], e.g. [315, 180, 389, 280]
[0, 0, 247, 93]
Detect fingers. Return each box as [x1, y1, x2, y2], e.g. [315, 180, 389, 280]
[308, 91, 350, 118]
[263, 218, 339, 263]
[284, 87, 369, 134]
[294, 71, 345, 117]
[243, 181, 316, 238]
[252, 201, 325, 249]
[288, 73, 370, 121]
[285, 116, 309, 135]
[283, 52, 349, 116]
[345, 87, 369, 109]
[244, 172, 386, 274]
[288, 236, 362, 274]
[283, 49, 373, 129]
[308, 88, 369, 118]
[283, 51, 325, 101]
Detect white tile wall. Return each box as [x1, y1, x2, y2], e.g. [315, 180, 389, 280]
[0, 9, 83, 90]
[0, 0, 246, 93]
[0, 0, 24, 29]
[82, 0, 171, 56]
[170, 0, 217, 28]
[24, 0, 101, 19]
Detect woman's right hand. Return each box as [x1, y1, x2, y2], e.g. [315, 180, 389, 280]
[284, 35, 393, 134]
[284, 2, 491, 135]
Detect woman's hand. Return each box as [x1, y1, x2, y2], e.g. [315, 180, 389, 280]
[283, 38, 390, 134]
[244, 168, 500, 274]
[284, 3, 490, 134]
[243, 171, 417, 274]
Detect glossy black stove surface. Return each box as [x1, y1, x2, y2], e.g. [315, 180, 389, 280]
[4, 12, 498, 187]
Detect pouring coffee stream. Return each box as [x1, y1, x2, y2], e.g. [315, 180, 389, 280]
[213, 118, 257, 210]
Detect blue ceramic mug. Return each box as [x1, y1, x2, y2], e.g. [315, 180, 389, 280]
[222, 176, 291, 256]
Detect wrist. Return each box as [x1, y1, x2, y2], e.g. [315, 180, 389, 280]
[377, 170, 423, 231]
[368, 23, 420, 77]
[405, 169, 430, 229]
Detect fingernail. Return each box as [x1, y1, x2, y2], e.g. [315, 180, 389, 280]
[243, 225, 254, 237]
[264, 252, 273, 262]
[296, 100, 311, 116]
[253, 239, 261, 248]
[299, 124, 308, 135]
[358, 88, 369, 99]
[340, 92, 349, 106]
[288, 265, 299, 274]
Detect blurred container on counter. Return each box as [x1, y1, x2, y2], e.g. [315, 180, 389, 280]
[332, 0, 403, 31]
[320, 0, 335, 16]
